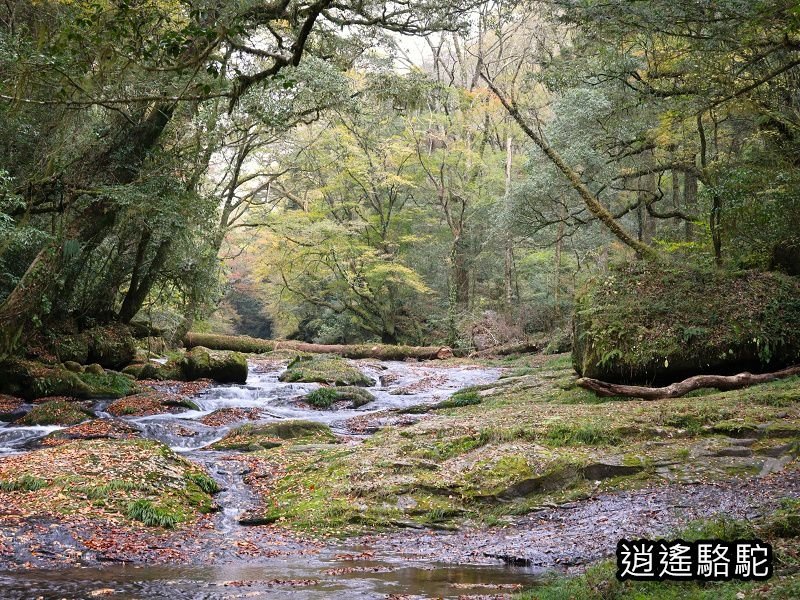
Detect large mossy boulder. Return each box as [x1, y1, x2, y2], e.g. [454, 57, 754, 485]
[573, 265, 800, 384]
[180, 346, 247, 384]
[279, 354, 374, 386]
[45, 324, 137, 369]
[0, 360, 136, 400]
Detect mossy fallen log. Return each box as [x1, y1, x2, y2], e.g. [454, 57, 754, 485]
[468, 340, 542, 358]
[577, 364, 800, 400]
[183, 332, 453, 360]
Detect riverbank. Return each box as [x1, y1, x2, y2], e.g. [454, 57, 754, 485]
[0, 351, 797, 598]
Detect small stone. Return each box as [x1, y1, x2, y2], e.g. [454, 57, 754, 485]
[396, 495, 418, 510]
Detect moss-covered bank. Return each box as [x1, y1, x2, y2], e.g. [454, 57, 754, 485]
[573, 265, 800, 384]
[0, 360, 136, 400]
[0, 439, 219, 527]
[236, 354, 799, 536]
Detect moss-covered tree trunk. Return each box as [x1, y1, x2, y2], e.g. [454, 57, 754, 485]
[0, 104, 175, 355]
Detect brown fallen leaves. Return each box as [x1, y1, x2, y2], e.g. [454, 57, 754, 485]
[40, 418, 139, 447]
[199, 407, 264, 427]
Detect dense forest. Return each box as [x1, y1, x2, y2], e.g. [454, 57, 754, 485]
[2, 0, 798, 354]
[1, 1, 799, 599]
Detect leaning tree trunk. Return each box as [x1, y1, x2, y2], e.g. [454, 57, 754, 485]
[481, 74, 659, 261]
[0, 104, 175, 354]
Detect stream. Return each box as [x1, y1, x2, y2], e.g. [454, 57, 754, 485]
[0, 359, 552, 598]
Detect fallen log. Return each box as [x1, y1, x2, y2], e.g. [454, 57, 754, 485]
[577, 365, 800, 400]
[183, 332, 454, 360]
[468, 340, 541, 358]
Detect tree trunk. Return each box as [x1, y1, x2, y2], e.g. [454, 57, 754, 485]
[481, 75, 659, 261]
[577, 365, 800, 400]
[684, 170, 698, 241]
[0, 104, 175, 352]
[119, 237, 173, 323]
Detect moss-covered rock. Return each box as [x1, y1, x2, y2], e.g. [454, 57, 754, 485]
[106, 392, 198, 417]
[180, 346, 247, 384]
[16, 400, 94, 426]
[279, 354, 374, 386]
[303, 386, 376, 409]
[210, 420, 335, 451]
[0, 360, 136, 400]
[44, 325, 137, 369]
[573, 265, 800, 383]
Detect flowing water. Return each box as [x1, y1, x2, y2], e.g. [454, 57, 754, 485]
[0, 359, 548, 598]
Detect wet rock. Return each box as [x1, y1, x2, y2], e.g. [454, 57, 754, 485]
[106, 392, 197, 417]
[181, 347, 248, 384]
[211, 420, 335, 452]
[40, 418, 139, 445]
[198, 408, 264, 427]
[238, 511, 280, 526]
[759, 455, 794, 477]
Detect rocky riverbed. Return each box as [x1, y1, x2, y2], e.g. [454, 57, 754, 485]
[0, 353, 798, 599]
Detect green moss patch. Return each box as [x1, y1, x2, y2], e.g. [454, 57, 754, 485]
[210, 420, 335, 451]
[304, 386, 375, 409]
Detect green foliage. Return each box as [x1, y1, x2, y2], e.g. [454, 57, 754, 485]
[185, 472, 221, 495]
[436, 389, 482, 409]
[305, 387, 339, 408]
[544, 421, 621, 447]
[0, 475, 49, 492]
[126, 499, 180, 528]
